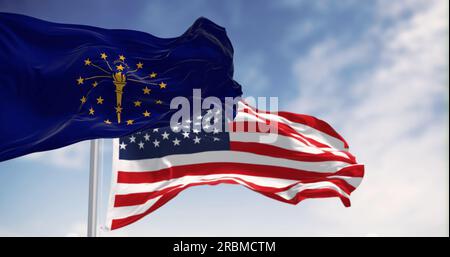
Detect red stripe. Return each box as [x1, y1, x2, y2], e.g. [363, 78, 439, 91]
[114, 172, 358, 207]
[259, 187, 351, 207]
[111, 187, 183, 230]
[332, 164, 364, 177]
[111, 180, 248, 230]
[240, 103, 349, 148]
[277, 112, 349, 149]
[230, 121, 332, 149]
[110, 180, 352, 230]
[115, 176, 295, 207]
[115, 184, 185, 207]
[117, 162, 363, 184]
[230, 141, 356, 164]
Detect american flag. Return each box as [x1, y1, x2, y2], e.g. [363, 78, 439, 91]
[105, 102, 364, 230]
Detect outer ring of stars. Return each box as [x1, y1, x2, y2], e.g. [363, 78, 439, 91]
[77, 53, 169, 125]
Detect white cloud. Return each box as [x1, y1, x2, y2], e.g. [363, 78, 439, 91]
[65, 221, 87, 237]
[235, 52, 271, 96]
[99, 226, 129, 237]
[0, 228, 22, 237]
[288, 0, 448, 236]
[24, 141, 89, 170]
[280, 20, 320, 56]
[65, 219, 131, 237]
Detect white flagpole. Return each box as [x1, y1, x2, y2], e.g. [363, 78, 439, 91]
[87, 139, 100, 237]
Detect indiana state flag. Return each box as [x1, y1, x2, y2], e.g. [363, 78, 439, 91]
[0, 13, 242, 162]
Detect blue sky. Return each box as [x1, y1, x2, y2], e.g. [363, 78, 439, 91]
[0, 0, 448, 236]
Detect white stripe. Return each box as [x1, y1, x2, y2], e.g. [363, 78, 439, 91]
[109, 195, 163, 220]
[231, 131, 322, 154]
[109, 176, 358, 221]
[108, 175, 299, 220]
[230, 131, 351, 159]
[328, 175, 363, 188]
[116, 151, 354, 173]
[114, 173, 299, 195]
[113, 172, 362, 196]
[235, 102, 346, 150]
[276, 181, 350, 200]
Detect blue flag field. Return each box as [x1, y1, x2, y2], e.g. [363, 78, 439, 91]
[0, 13, 242, 162]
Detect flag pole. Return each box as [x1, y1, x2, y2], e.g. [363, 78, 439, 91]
[87, 139, 100, 237]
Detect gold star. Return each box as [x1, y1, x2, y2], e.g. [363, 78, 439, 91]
[142, 87, 151, 94]
[134, 100, 142, 107]
[143, 110, 151, 117]
[126, 119, 134, 125]
[104, 119, 112, 125]
[80, 96, 87, 104]
[155, 100, 163, 104]
[119, 55, 126, 61]
[159, 82, 167, 89]
[115, 106, 122, 113]
[92, 81, 98, 87]
[100, 53, 108, 60]
[150, 72, 157, 78]
[136, 62, 143, 69]
[77, 76, 84, 85]
[89, 107, 95, 115]
[84, 58, 91, 66]
[96, 96, 104, 104]
[116, 64, 124, 71]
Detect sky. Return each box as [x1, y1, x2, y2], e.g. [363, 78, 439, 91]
[0, 0, 448, 236]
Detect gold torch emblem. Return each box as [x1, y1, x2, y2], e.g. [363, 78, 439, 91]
[76, 53, 167, 124]
[112, 71, 126, 123]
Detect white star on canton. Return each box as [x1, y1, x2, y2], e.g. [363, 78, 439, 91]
[172, 138, 181, 146]
[144, 134, 150, 141]
[153, 139, 160, 147]
[185, 119, 192, 124]
[153, 128, 159, 133]
[213, 137, 220, 142]
[161, 131, 170, 140]
[193, 136, 201, 144]
[192, 128, 200, 134]
[138, 141, 144, 149]
[205, 116, 211, 122]
[129, 135, 136, 143]
[196, 115, 202, 120]
[119, 142, 127, 150]
[206, 110, 212, 114]
[215, 109, 221, 115]
[172, 124, 180, 132]
[203, 124, 210, 130]
[182, 131, 190, 138]
[213, 128, 220, 134]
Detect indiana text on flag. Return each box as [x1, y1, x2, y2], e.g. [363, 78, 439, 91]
[106, 101, 364, 230]
[0, 13, 242, 162]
